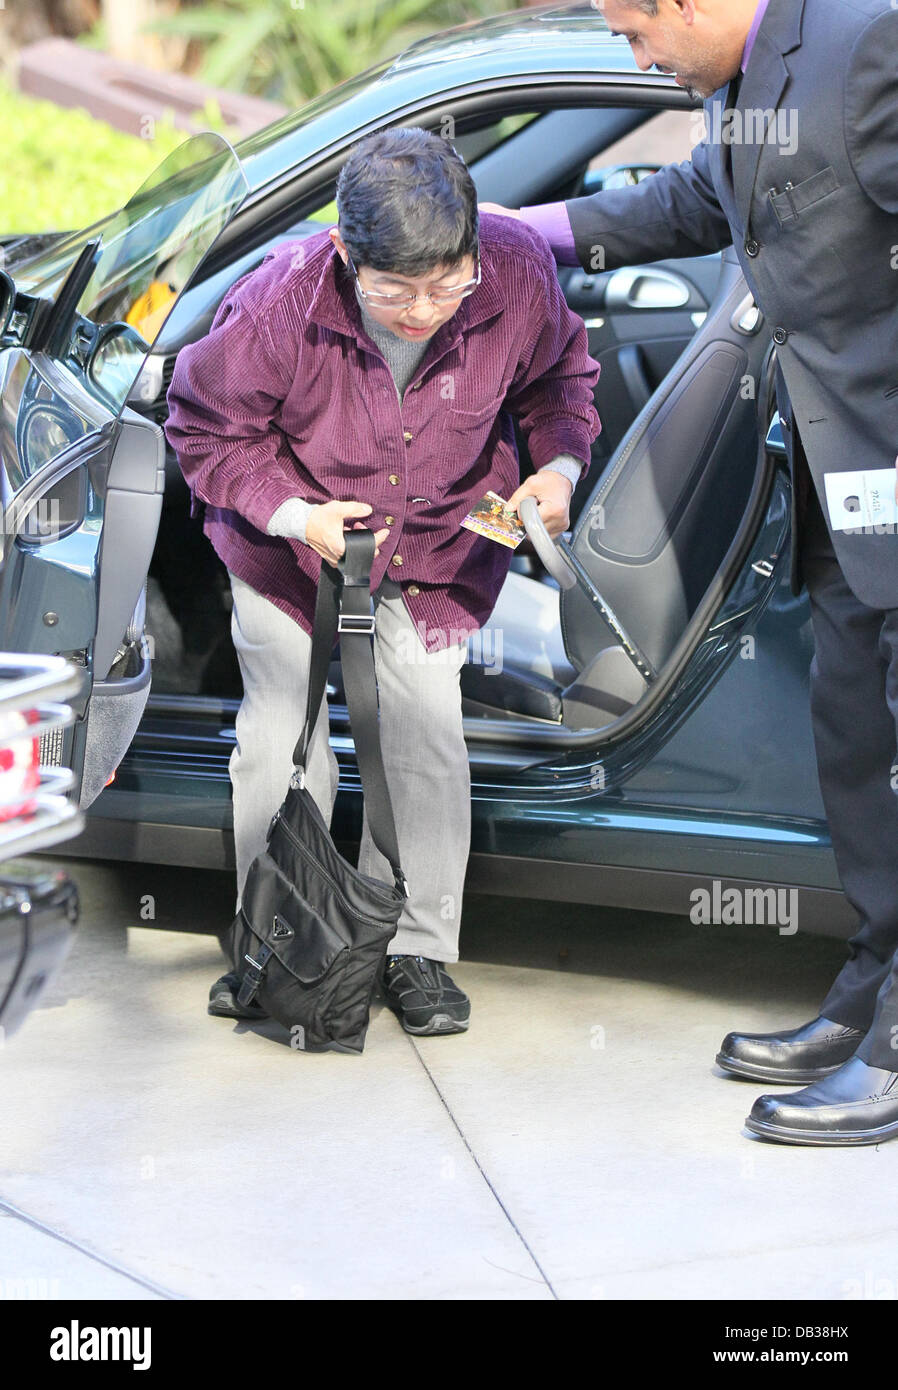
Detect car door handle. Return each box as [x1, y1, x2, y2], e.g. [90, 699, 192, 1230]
[605, 267, 692, 310]
[729, 290, 764, 336]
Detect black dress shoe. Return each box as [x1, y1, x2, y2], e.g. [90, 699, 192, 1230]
[715, 1015, 865, 1083]
[745, 1057, 898, 1146]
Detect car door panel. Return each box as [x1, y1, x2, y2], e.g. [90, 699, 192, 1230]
[0, 354, 108, 663]
[93, 410, 165, 679]
[561, 253, 724, 470]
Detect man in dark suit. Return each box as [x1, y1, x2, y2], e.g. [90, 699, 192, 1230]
[484, 0, 898, 1144]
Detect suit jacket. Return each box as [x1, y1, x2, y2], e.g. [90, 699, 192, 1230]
[566, 0, 898, 607]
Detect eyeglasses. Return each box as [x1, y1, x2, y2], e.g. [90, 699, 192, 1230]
[346, 249, 481, 308]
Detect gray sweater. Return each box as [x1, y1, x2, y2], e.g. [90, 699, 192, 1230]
[267, 290, 584, 544]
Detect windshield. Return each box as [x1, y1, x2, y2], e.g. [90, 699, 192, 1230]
[9, 133, 248, 416]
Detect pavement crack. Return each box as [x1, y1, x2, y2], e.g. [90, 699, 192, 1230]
[480, 1256, 550, 1285]
[0, 1196, 183, 1300]
[405, 1037, 558, 1299]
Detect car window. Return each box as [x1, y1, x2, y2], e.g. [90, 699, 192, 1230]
[8, 135, 248, 418]
[453, 111, 542, 162]
[588, 110, 698, 174]
[303, 113, 543, 225]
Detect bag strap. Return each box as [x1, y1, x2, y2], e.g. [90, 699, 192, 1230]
[291, 531, 408, 898]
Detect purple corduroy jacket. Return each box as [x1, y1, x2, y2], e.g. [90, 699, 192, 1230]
[163, 214, 601, 652]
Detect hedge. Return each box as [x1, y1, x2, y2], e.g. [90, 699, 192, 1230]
[0, 78, 232, 234]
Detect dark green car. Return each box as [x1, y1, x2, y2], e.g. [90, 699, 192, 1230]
[0, 5, 849, 939]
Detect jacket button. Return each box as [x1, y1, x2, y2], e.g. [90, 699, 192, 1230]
[388, 474, 400, 485]
[384, 515, 395, 525]
[745, 238, 760, 257]
[391, 554, 404, 566]
[407, 584, 420, 596]
[403, 430, 413, 443]
[773, 326, 789, 345]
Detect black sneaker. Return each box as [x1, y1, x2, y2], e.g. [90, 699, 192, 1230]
[207, 971, 269, 1020]
[381, 955, 470, 1035]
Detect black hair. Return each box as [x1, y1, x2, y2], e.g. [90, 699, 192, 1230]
[335, 127, 478, 277]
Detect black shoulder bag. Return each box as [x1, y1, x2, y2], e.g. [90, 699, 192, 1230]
[225, 530, 409, 1051]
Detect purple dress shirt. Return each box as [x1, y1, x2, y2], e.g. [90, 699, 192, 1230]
[164, 215, 601, 653]
[521, 0, 772, 262]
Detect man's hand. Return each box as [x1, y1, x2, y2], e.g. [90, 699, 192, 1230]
[506, 471, 573, 540]
[478, 202, 522, 220]
[305, 500, 390, 566]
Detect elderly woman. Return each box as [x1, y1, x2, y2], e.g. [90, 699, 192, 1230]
[164, 127, 600, 1036]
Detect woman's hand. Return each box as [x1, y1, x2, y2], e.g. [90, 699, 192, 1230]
[305, 500, 390, 566]
[506, 471, 573, 539]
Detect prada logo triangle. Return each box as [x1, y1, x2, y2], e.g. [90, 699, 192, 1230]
[271, 914, 294, 940]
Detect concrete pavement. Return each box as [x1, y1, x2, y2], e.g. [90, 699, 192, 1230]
[0, 857, 892, 1301]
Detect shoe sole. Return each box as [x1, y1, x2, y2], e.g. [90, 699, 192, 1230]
[745, 1115, 898, 1146]
[380, 997, 470, 1035]
[401, 1013, 470, 1036]
[716, 1052, 847, 1085]
[208, 998, 268, 1021]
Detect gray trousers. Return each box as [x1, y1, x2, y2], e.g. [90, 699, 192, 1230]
[227, 569, 470, 962]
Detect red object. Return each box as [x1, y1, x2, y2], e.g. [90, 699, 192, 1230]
[0, 706, 41, 823]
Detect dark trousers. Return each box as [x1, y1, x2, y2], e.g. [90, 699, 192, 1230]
[800, 479, 898, 1068]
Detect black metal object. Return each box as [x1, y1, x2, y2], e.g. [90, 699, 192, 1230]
[0, 860, 79, 1040]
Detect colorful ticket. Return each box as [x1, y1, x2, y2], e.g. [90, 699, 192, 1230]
[460, 491, 526, 548]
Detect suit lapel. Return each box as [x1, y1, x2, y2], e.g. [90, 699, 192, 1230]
[730, 0, 806, 232]
[702, 82, 736, 222]
[731, 37, 790, 232]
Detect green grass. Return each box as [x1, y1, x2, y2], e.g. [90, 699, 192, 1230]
[0, 79, 233, 234]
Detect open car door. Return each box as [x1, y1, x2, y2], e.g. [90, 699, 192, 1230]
[0, 132, 248, 809]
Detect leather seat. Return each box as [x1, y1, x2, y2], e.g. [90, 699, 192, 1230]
[462, 247, 772, 729]
[461, 571, 572, 720]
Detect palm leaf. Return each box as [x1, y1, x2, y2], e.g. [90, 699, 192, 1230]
[144, 7, 246, 39]
[200, 5, 283, 87]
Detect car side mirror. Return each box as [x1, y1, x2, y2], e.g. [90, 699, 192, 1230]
[0, 270, 16, 342]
